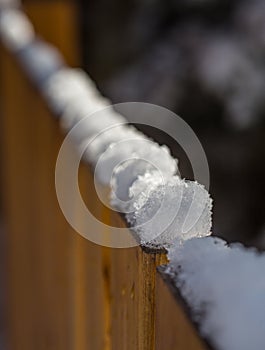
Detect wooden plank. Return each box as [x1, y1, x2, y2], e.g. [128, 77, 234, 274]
[0, 2, 80, 349]
[110, 212, 167, 350]
[110, 247, 167, 350]
[72, 165, 109, 350]
[155, 270, 208, 350]
[13, 3, 109, 350]
[0, 46, 75, 350]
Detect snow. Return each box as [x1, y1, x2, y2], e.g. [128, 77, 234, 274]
[43, 65, 211, 250]
[84, 125, 145, 165]
[18, 40, 64, 84]
[166, 236, 265, 350]
[61, 97, 109, 131]
[109, 141, 177, 202]
[0, 9, 34, 51]
[43, 68, 111, 116]
[125, 174, 212, 247]
[66, 109, 126, 148]
[0, 1, 213, 249]
[0, 0, 20, 8]
[0, 4, 212, 249]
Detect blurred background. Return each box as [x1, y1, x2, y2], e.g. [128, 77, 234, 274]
[79, 0, 265, 246]
[1, 0, 265, 349]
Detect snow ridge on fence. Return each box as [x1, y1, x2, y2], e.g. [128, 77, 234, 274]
[0, 4, 212, 249]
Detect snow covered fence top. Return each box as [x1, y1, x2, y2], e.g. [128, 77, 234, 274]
[164, 237, 265, 350]
[45, 68, 212, 248]
[0, 4, 213, 249]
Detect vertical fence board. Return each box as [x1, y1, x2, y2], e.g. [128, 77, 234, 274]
[0, 47, 75, 350]
[110, 212, 167, 350]
[155, 272, 207, 350]
[0, 2, 79, 349]
[72, 166, 108, 350]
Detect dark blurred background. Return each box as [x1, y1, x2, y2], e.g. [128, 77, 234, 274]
[79, 0, 265, 247]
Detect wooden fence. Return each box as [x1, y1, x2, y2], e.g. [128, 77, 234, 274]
[0, 1, 208, 349]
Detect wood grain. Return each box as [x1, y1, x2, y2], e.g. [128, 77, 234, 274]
[0, 46, 75, 350]
[155, 271, 208, 350]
